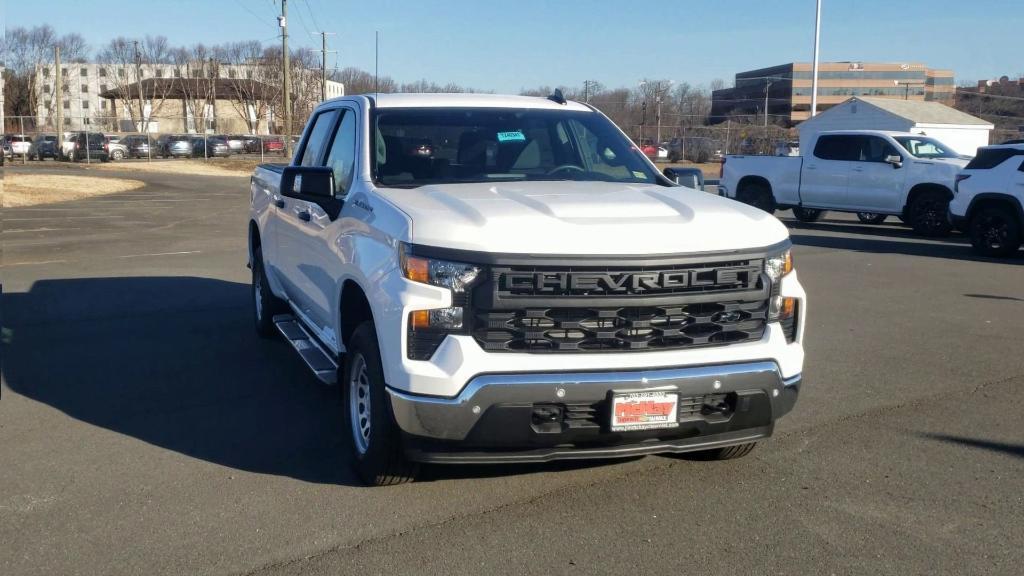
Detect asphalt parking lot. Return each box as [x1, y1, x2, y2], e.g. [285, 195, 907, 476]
[2, 164, 1023, 576]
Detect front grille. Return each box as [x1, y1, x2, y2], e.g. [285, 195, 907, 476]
[474, 300, 767, 352]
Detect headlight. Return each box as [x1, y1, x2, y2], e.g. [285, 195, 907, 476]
[764, 248, 793, 283]
[401, 244, 482, 360]
[765, 248, 796, 323]
[400, 244, 481, 293]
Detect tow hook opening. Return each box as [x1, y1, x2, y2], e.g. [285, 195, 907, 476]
[701, 393, 736, 417]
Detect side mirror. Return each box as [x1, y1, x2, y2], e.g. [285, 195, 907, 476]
[280, 165, 342, 219]
[663, 167, 705, 191]
[884, 154, 903, 168]
[282, 165, 335, 198]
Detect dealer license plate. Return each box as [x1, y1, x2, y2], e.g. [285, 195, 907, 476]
[610, 391, 680, 432]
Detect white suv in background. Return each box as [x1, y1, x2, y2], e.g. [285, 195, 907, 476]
[949, 144, 1024, 256]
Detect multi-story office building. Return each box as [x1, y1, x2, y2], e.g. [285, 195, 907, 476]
[33, 61, 342, 133]
[711, 62, 955, 125]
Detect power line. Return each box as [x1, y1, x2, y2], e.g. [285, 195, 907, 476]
[232, 0, 276, 30]
[301, 0, 321, 32]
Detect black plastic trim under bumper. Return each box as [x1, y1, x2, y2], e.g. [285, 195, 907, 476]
[406, 426, 773, 464]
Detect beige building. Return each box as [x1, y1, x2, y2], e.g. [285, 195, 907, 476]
[34, 61, 343, 134]
[712, 62, 955, 125]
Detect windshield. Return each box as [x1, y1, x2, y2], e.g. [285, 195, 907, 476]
[372, 107, 659, 187]
[894, 136, 959, 159]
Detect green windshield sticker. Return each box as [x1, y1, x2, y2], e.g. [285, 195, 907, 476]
[497, 131, 526, 142]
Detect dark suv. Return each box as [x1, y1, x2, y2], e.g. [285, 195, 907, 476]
[68, 132, 110, 162]
[28, 134, 59, 160]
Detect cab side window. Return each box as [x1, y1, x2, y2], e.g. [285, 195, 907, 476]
[861, 136, 900, 162]
[298, 110, 339, 166]
[813, 135, 859, 161]
[324, 110, 357, 197]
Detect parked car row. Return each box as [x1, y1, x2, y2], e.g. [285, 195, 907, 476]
[4, 132, 291, 162]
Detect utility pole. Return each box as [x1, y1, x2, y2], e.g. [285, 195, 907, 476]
[810, 0, 822, 117]
[653, 80, 672, 146]
[55, 46, 63, 146]
[312, 31, 337, 102]
[280, 0, 292, 157]
[764, 78, 773, 128]
[583, 80, 596, 103]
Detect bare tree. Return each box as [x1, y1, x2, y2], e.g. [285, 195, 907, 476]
[171, 44, 218, 133]
[96, 35, 174, 132]
[2, 25, 89, 125]
[218, 41, 279, 134]
[334, 67, 396, 95]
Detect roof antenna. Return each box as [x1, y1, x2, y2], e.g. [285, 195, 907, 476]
[547, 88, 566, 105]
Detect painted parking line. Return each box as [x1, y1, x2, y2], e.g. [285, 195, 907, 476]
[4, 215, 127, 221]
[4, 228, 84, 233]
[116, 250, 202, 259]
[5, 259, 69, 266]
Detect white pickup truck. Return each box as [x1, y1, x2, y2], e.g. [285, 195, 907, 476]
[249, 93, 806, 485]
[720, 130, 969, 235]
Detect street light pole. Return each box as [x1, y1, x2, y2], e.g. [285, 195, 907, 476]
[764, 78, 773, 127]
[810, 0, 822, 117]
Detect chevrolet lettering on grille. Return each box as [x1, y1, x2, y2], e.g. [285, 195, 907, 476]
[499, 266, 761, 295]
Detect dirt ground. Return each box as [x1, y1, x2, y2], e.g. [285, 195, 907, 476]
[3, 173, 146, 207]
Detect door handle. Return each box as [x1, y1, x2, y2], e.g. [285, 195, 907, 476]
[851, 167, 864, 172]
[298, 210, 311, 222]
[806, 165, 816, 170]
[274, 199, 285, 208]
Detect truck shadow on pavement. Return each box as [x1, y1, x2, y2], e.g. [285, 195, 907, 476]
[1, 276, 620, 485]
[920, 433, 1024, 459]
[788, 231, 1023, 265]
[2, 276, 363, 485]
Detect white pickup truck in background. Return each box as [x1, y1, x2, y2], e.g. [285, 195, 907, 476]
[720, 130, 969, 235]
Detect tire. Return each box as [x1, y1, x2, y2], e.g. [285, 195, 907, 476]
[792, 207, 826, 223]
[908, 190, 952, 236]
[343, 322, 418, 486]
[680, 442, 758, 461]
[969, 207, 1021, 257]
[739, 183, 775, 214]
[112, 149, 124, 161]
[252, 245, 286, 338]
[857, 212, 887, 225]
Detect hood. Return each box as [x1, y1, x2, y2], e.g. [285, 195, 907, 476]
[375, 181, 789, 256]
[921, 157, 970, 169]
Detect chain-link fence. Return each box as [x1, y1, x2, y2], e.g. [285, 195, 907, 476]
[2, 114, 299, 164]
[625, 123, 795, 163]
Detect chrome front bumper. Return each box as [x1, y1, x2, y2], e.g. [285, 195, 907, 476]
[387, 361, 800, 442]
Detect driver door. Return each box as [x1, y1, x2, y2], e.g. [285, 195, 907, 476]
[846, 136, 906, 213]
[276, 108, 340, 323]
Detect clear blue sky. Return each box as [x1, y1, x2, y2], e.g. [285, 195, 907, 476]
[5, 0, 1020, 92]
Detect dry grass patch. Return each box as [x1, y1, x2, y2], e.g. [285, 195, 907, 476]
[3, 174, 146, 207]
[88, 158, 273, 176]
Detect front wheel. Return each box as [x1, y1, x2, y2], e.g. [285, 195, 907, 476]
[674, 442, 758, 461]
[343, 322, 418, 486]
[792, 207, 826, 223]
[969, 207, 1021, 257]
[857, 212, 887, 225]
[111, 149, 124, 161]
[908, 191, 952, 236]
